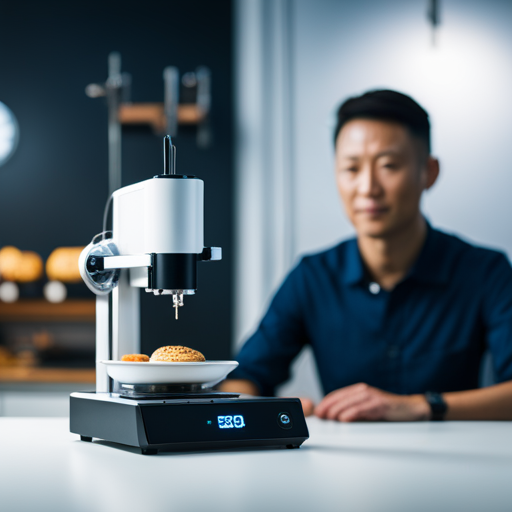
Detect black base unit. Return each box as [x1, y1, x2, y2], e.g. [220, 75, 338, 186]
[70, 392, 309, 454]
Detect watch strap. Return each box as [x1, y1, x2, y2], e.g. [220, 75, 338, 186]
[425, 391, 447, 421]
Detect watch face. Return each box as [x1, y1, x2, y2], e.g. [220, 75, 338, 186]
[426, 391, 447, 420]
[0, 101, 19, 167]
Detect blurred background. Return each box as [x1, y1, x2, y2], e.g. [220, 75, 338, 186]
[0, 0, 511, 414]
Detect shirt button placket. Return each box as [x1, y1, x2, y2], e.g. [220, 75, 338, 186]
[384, 343, 401, 393]
[369, 282, 380, 295]
[387, 345, 400, 359]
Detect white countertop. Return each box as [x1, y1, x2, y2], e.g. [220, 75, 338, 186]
[1, 417, 511, 512]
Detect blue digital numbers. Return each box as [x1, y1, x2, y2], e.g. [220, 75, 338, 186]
[233, 415, 245, 428]
[217, 415, 246, 429]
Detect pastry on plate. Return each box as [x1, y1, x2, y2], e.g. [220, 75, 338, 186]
[150, 345, 205, 362]
[121, 354, 150, 362]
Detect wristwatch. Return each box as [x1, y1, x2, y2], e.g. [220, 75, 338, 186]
[425, 391, 448, 421]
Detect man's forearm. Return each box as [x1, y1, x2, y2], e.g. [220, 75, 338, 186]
[443, 380, 512, 420]
[314, 381, 512, 422]
[219, 379, 260, 396]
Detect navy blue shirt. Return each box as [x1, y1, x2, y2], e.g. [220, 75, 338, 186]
[230, 225, 512, 396]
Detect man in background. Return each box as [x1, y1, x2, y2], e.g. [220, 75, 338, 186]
[222, 90, 512, 422]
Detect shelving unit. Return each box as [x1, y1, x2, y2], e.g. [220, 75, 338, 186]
[0, 299, 95, 323]
[0, 367, 95, 384]
[118, 103, 206, 132]
[0, 298, 96, 386]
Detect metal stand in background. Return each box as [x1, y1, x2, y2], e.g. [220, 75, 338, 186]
[106, 53, 124, 195]
[85, 51, 212, 195]
[427, 0, 441, 47]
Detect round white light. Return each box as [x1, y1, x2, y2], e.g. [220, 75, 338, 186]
[44, 280, 67, 303]
[0, 102, 19, 167]
[0, 281, 19, 303]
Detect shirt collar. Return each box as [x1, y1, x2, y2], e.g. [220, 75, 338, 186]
[342, 221, 450, 287]
[406, 221, 451, 286]
[341, 238, 366, 285]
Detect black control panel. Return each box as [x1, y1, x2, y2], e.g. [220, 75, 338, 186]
[140, 398, 307, 445]
[71, 393, 309, 453]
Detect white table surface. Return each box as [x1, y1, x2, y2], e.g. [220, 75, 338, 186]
[0, 417, 511, 512]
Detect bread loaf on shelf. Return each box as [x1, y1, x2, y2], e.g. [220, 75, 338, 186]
[46, 247, 84, 283]
[0, 246, 43, 282]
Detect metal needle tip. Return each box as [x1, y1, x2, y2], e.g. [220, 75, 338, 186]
[172, 292, 183, 320]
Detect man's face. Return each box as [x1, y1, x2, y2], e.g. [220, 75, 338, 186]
[335, 118, 431, 239]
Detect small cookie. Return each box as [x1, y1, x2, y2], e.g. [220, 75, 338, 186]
[121, 354, 150, 362]
[150, 345, 205, 362]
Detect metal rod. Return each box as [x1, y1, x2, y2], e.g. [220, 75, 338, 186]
[163, 66, 179, 137]
[427, 0, 441, 47]
[107, 52, 122, 194]
[163, 135, 171, 174]
[102, 254, 152, 270]
[163, 135, 176, 175]
[95, 295, 111, 392]
[196, 66, 212, 148]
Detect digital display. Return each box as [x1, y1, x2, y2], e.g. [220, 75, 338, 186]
[141, 401, 306, 447]
[217, 415, 245, 429]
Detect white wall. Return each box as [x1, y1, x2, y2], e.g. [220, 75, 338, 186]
[235, 0, 512, 402]
[292, 0, 512, 258]
[234, 0, 296, 346]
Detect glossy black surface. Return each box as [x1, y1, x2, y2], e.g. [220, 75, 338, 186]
[70, 393, 309, 453]
[0, 0, 234, 361]
[140, 399, 308, 446]
[150, 253, 197, 291]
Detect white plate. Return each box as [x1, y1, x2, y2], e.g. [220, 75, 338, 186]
[100, 360, 239, 385]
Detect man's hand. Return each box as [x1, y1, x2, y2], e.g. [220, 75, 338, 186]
[314, 383, 430, 422]
[299, 397, 315, 416]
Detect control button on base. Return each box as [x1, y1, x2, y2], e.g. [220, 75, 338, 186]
[277, 412, 293, 429]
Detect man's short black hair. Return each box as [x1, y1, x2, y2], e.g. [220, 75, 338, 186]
[334, 90, 431, 153]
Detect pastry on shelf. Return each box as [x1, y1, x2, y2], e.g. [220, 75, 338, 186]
[0, 246, 43, 282]
[46, 247, 84, 283]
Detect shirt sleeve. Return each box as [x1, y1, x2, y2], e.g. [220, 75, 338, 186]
[481, 251, 512, 383]
[228, 260, 310, 396]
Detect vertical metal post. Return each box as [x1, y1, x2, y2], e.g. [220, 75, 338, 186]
[427, 0, 441, 46]
[106, 52, 122, 194]
[163, 66, 180, 137]
[112, 270, 140, 362]
[196, 66, 212, 148]
[95, 295, 111, 392]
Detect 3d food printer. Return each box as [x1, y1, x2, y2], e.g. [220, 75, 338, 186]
[70, 137, 309, 454]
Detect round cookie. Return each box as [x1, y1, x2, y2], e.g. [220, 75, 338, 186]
[121, 354, 150, 362]
[150, 345, 205, 362]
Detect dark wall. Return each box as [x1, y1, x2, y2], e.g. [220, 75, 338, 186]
[0, 0, 234, 360]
